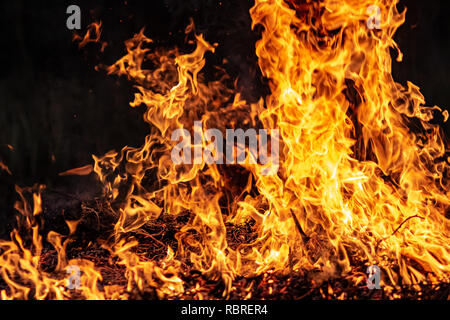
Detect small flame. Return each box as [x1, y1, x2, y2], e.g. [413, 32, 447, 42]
[73, 21, 107, 52]
[0, 161, 12, 175]
[92, 0, 449, 296]
[59, 165, 94, 177]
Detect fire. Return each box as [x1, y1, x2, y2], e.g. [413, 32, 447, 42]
[246, 0, 449, 287]
[0, 185, 105, 299]
[0, 0, 448, 299]
[0, 161, 11, 175]
[73, 21, 107, 52]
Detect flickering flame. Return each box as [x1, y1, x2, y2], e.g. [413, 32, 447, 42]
[0, 161, 11, 175]
[0, 186, 106, 299]
[73, 21, 107, 52]
[0, 0, 448, 299]
[59, 165, 94, 177]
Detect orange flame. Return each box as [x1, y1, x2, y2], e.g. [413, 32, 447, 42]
[98, 0, 449, 294]
[73, 21, 108, 52]
[0, 186, 108, 299]
[0, 161, 11, 175]
[92, 0, 449, 297]
[1, 0, 449, 300]
[246, 0, 449, 288]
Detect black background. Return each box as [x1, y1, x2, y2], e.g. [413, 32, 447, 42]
[1, 0, 450, 227]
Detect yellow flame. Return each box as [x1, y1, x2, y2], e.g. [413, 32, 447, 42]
[92, 0, 450, 296]
[1, 0, 449, 300]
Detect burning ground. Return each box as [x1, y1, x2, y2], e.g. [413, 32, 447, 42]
[0, 0, 449, 300]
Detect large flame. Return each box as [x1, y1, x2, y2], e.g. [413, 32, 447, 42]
[0, 0, 448, 299]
